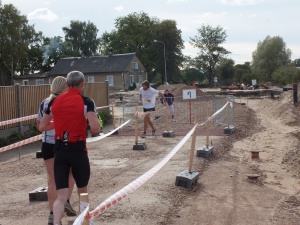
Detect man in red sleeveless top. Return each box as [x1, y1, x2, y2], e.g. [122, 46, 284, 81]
[39, 71, 100, 225]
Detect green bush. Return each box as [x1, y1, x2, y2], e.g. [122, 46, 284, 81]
[7, 131, 22, 143]
[98, 111, 111, 125]
[128, 82, 137, 90]
[0, 137, 9, 147]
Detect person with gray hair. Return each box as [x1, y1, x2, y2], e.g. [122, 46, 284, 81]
[37, 76, 77, 225]
[39, 71, 101, 225]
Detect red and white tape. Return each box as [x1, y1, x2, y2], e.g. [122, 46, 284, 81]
[0, 114, 38, 127]
[73, 124, 198, 224]
[0, 134, 42, 153]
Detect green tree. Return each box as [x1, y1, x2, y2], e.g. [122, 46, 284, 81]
[62, 20, 100, 57]
[183, 68, 205, 85]
[0, 2, 43, 83]
[272, 64, 300, 85]
[234, 62, 252, 85]
[215, 58, 235, 86]
[100, 12, 184, 83]
[252, 36, 291, 82]
[190, 24, 230, 87]
[154, 20, 184, 83]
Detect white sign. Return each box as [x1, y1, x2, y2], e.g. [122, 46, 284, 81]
[252, 79, 256, 85]
[182, 89, 196, 99]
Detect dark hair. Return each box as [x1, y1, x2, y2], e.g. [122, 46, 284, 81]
[142, 80, 150, 88]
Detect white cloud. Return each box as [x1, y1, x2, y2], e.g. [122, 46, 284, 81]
[114, 5, 124, 12]
[27, 8, 58, 22]
[201, 12, 227, 18]
[219, 0, 262, 6]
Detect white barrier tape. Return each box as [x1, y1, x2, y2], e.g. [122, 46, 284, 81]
[0, 114, 38, 127]
[86, 118, 132, 143]
[96, 105, 111, 110]
[199, 101, 229, 127]
[73, 204, 89, 225]
[80, 201, 89, 213]
[0, 134, 42, 153]
[87, 123, 198, 220]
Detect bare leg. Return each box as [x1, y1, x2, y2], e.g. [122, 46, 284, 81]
[53, 188, 68, 224]
[44, 158, 56, 211]
[144, 113, 155, 131]
[68, 171, 75, 200]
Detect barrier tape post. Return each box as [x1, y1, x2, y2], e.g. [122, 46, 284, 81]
[189, 99, 192, 124]
[80, 193, 90, 225]
[188, 121, 197, 172]
[135, 106, 139, 144]
[111, 105, 116, 129]
[206, 107, 210, 148]
[165, 105, 170, 132]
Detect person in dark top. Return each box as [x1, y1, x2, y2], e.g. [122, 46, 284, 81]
[39, 71, 100, 225]
[161, 89, 176, 122]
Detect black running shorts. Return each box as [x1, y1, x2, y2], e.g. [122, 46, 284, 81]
[54, 150, 90, 189]
[41, 142, 55, 160]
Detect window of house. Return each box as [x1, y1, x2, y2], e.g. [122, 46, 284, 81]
[22, 80, 29, 85]
[133, 62, 138, 70]
[87, 76, 94, 83]
[130, 75, 134, 85]
[107, 76, 114, 86]
[36, 79, 44, 85]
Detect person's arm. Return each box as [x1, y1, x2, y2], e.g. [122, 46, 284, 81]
[86, 98, 101, 136]
[139, 93, 142, 104]
[39, 114, 54, 132]
[158, 92, 166, 105]
[87, 112, 100, 136]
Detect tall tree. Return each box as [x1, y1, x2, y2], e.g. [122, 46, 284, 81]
[252, 35, 291, 82]
[100, 12, 184, 83]
[234, 62, 252, 85]
[62, 20, 100, 57]
[0, 2, 43, 83]
[215, 58, 235, 86]
[190, 24, 230, 87]
[154, 20, 184, 83]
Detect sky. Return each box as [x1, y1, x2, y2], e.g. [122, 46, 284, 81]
[2, 0, 300, 64]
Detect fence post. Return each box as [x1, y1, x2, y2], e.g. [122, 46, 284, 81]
[80, 193, 90, 225]
[16, 83, 23, 133]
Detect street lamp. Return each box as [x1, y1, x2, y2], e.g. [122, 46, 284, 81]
[154, 39, 167, 88]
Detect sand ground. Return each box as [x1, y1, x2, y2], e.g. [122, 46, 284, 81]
[1, 90, 300, 225]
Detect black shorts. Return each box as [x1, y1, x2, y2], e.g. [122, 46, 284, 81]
[41, 142, 55, 160]
[54, 150, 90, 189]
[143, 107, 155, 112]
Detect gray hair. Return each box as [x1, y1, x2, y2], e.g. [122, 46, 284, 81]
[67, 71, 85, 87]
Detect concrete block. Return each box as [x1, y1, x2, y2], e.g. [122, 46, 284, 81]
[132, 142, 147, 150]
[162, 131, 175, 138]
[224, 125, 235, 134]
[36, 150, 43, 159]
[196, 145, 214, 158]
[175, 170, 199, 189]
[29, 186, 48, 202]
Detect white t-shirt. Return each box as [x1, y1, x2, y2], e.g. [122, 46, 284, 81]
[139, 87, 159, 109]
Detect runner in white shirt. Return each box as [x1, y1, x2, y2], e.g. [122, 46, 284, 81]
[138, 80, 166, 138]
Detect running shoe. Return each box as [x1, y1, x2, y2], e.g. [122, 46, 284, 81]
[65, 201, 77, 216]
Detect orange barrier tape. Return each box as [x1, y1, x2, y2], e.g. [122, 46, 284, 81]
[0, 134, 42, 153]
[0, 114, 38, 127]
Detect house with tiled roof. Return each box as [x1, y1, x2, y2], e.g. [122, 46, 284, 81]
[14, 52, 147, 90]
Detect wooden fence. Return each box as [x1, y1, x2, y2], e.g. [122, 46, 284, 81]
[0, 81, 109, 130]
